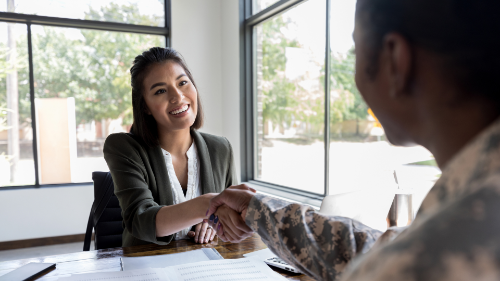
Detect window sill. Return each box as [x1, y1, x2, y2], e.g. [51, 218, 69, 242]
[0, 182, 93, 191]
[244, 180, 324, 208]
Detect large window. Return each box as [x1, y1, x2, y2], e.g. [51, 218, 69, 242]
[0, 0, 169, 187]
[0, 0, 165, 26]
[255, 0, 326, 194]
[242, 0, 440, 222]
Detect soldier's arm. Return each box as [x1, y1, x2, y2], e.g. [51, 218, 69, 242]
[245, 194, 383, 281]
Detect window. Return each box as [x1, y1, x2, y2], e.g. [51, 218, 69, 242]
[254, 0, 326, 194]
[0, 22, 32, 186]
[0, 0, 165, 26]
[0, 0, 169, 187]
[242, 0, 440, 223]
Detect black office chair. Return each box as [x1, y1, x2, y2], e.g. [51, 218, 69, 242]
[83, 172, 124, 251]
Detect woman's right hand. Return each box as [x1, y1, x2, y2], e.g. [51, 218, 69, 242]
[207, 184, 256, 221]
[210, 204, 254, 243]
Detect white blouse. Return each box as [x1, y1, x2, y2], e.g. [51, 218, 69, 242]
[161, 142, 201, 240]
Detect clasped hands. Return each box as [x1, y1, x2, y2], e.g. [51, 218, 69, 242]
[198, 184, 257, 243]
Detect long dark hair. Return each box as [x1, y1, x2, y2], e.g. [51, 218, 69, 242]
[356, 0, 500, 105]
[130, 47, 204, 147]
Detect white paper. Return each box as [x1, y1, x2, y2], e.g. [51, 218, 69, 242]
[243, 248, 276, 261]
[57, 268, 169, 281]
[58, 256, 287, 281]
[162, 257, 288, 281]
[121, 249, 217, 271]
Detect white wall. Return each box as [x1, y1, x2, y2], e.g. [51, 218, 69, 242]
[172, 0, 223, 136]
[0, 1, 241, 243]
[0, 185, 94, 242]
[220, 0, 241, 181]
[172, 0, 241, 180]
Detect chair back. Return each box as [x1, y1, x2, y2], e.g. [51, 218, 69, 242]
[83, 172, 124, 251]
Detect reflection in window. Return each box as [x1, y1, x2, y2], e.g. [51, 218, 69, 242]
[255, 0, 326, 194]
[0, 22, 34, 187]
[31, 7, 164, 184]
[0, 0, 164, 27]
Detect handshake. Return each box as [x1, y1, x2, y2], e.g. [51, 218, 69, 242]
[204, 184, 257, 243]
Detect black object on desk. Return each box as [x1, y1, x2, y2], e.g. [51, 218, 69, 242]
[0, 262, 55, 281]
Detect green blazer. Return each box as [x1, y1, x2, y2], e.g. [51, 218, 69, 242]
[103, 129, 237, 247]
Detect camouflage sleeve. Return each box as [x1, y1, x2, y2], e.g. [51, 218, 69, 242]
[245, 194, 383, 281]
[339, 180, 500, 281]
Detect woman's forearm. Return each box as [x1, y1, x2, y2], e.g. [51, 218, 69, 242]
[155, 193, 214, 237]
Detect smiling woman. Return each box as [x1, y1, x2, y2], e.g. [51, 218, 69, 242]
[130, 48, 204, 147]
[102, 47, 252, 247]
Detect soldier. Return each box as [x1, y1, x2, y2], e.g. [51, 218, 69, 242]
[207, 0, 500, 280]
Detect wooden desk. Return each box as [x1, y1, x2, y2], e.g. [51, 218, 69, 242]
[0, 234, 314, 280]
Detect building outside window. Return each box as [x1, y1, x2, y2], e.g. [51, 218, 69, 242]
[0, 0, 169, 187]
[243, 0, 441, 226]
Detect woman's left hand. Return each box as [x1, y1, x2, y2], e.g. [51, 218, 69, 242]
[188, 220, 216, 243]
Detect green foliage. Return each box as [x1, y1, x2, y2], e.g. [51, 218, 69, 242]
[0, 42, 30, 126]
[260, 16, 300, 128]
[85, 3, 163, 26]
[330, 47, 368, 123]
[260, 16, 368, 138]
[262, 79, 298, 126]
[1, 3, 163, 127]
[0, 107, 8, 131]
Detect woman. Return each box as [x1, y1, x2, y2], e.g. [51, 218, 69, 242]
[208, 0, 500, 280]
[104, 47, 246, 246]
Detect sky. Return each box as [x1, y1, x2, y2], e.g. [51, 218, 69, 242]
[265, 0, 356, 56]
[330, 0, 356, 54]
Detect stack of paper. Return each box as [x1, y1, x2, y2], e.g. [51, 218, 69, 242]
[243, 248, 276, 261]
[164, 257, 287, 280]
[121, 248, 223, 271]
[57, 268, 168, 281]
[58, 257, 288, 281]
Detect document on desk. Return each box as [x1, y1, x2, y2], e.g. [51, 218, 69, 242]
[243, 248, 276, 261]
[57, 258, 287, 281]
[121, 248, 223, 271]
[57, 268, 169, 281]
[162, 257, 288, 281]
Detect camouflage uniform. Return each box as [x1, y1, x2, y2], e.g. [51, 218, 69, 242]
[245, 118, 500, 281]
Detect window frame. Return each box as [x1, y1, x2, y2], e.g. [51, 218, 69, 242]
[0, 0, 171, 190]
[240, 0, 332, 205]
